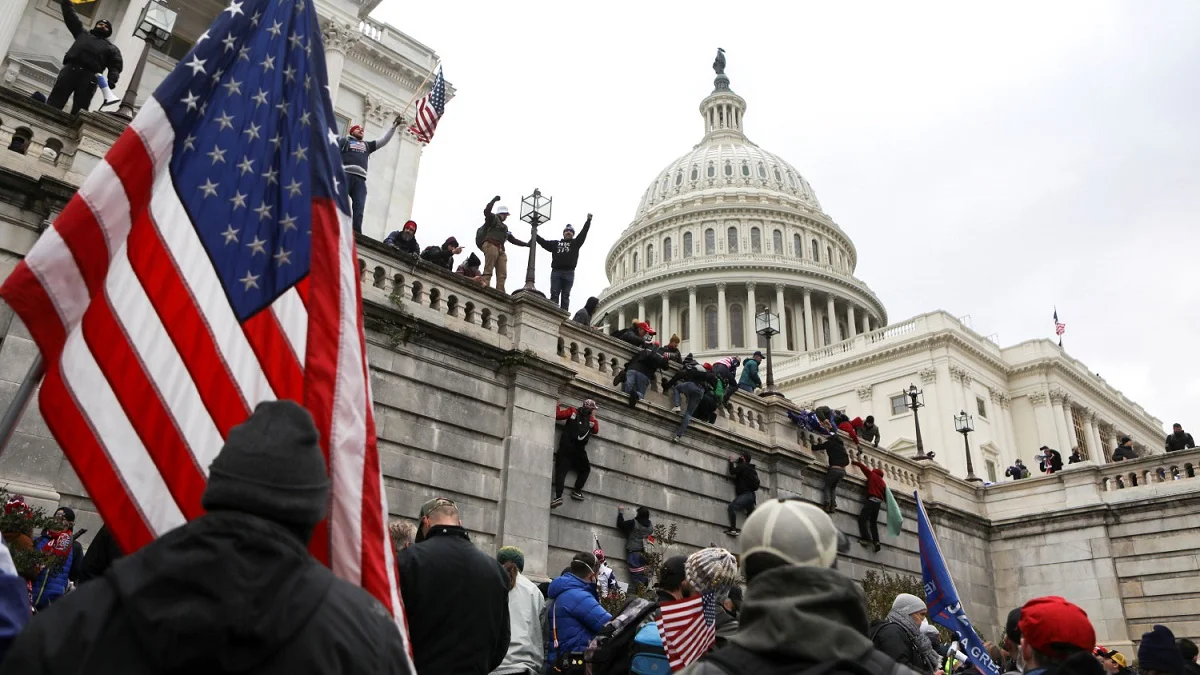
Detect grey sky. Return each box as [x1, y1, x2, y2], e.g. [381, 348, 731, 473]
[375, 1, 1200, 433]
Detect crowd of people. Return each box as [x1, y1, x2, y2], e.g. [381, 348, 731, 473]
[1002, 422, 1196, 484]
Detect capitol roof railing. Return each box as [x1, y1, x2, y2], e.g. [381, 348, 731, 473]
[355, 17, 441, 74]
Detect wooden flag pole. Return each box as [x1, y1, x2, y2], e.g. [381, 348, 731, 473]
[399, 61, 440, 122]
[0, 354, 45, 456]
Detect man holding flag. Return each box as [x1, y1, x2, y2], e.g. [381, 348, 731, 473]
[0, 0, 412, 670]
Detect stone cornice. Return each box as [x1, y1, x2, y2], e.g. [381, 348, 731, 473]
[1008, 356, 1162, 437]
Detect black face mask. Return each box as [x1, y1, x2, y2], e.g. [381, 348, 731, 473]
[92, 22, 112, 38]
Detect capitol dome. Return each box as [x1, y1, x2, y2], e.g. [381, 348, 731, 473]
[597, 64, 887, 363]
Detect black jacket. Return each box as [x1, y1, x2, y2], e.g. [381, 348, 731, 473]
[0, 512, 408, 675]
[729, 460, 758, 496]
[1111, 445, 1137, 462]
[615, 328, 646, 348]
[813, 435, 849, 467]
[384, 231, 420, 256]
[1166, 431, 1196, 452]
[58, 0, 122, 80]
[1039, 449, 1063, 473]
[871, 621, 926, 673]
[629, 347, 670, 377]
[860, 423, 881, 446]
[420, 246, 456, 270]
[535, 220, 591, 270]
[78, 524, 122, 584]
[397, 524, 510, 675]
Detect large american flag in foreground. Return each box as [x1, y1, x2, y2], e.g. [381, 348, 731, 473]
[657, 592, 717, 671]
[407, 66, 445, 144]
[0, 0, 411, 667]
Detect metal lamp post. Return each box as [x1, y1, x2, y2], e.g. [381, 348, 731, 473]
[115, 0, 177, 119]
[906, 384, 933, 461]
[754, 308, 782, 397]
[517, 188, 552, 296]
[954, 410, 982, 482]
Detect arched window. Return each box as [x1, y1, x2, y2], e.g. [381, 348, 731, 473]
[785, 308, 796, 350]
[751, 227, 762, 253]
[675, 171, 682, 186]
[683, 232, 693, 258]
[680, 309, 690, 340]
[664, 237, 673, 262]
[632, 252, 639, 273]
[773, 229, 783, 254]
[730, 304, 745, 348]
[704, 306, 718, 349]
[727, 227, 738, 253]
[756, 304, 770, 348]
[757, 163, 766, 178]
[827, 246, 833, 265]
[811, 239, 820, 261]
[661, 175, 669, 192]
[646, 243, 654, 267]
[793, 233, 802, 258]
[690, 166, 698, 181]
[724, 161, 733, 177]
[8, 127, 32, 155]
[707, 164, 715, 178]
[705, 229, 715, 255]
[787, 172, 796, 187]
[741, 163, 750, 177]
[774, 167, 782, 182]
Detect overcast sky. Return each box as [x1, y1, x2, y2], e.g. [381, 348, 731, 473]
[374, 1, 1200, 434]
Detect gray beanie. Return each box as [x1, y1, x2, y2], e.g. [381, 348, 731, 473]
[892, 593, 927, 616]
[740, 499, 839, 570]
[201, 400, 330, 532]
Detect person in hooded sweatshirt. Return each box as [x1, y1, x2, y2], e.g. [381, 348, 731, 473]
[420, 236, 464, 271]
[616, 505, 653, 588]
[384, 220, 421, 256]
[46, 0, 122, 115]
[535, 213, 593, 311]
[0, 401, 409, 674]
[458, 252, 486, 284]
[545, 551, 612, 671]
[572, 297, 600, 327]
[1166, 423, 1196, 452]
[681, 499, 918, 675]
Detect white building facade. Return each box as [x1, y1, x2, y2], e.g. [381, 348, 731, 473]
[598, 67, 1165, 480]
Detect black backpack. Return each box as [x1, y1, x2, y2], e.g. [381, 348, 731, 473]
[703, 643, 903, 675]
[475, 223, 488, 248]
[583, 597, 661, 675]
[745, 465, 761, 491]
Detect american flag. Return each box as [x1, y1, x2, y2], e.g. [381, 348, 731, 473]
[0, 0, 412, 668]
[656, 592, 718, 671]
[407, 66, 445, 144]
[1054, 309, 1066, 336]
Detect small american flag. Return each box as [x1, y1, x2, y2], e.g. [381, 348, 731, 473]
[0, 0, 412, 668]
[407, 66, 445, 144]
[656, 592, 717, 671]
[1054, 309, 1066, 336]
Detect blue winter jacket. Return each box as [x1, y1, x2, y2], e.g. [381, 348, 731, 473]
[546, 573, 612, 668]
[32, 534, 73, 610]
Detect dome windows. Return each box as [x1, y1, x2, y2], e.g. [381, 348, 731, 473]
[773, 167, 782, 182]
[690, 166, 698, 181]
[811, 239, 820, 261]
[724, 161, 733, 177]
[632, 251, 639, 273]
[827, 246, 833, 265]
[757, 163, 766, 178]
[646, 243, 655, 266]
[741, 163, 750, 177]
[727, 226, 739, 253]
[751, 227, 762, 253]
[683, 232, 693, 258]
[704, 228, 715, 255]
[707, 164, 715, 178]
[793, 233, 801, 258]
[663, 237, 672, 262]
[704, 306, 718, 349]
[787, 172, 796, 188]
[730, 304, 745, 349]
[773, 229, 783, 254]
[675, 171, 682, 186]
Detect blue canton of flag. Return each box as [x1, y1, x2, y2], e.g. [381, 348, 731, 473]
[701, 592, 717, 627]
[158, 0, 348, 321]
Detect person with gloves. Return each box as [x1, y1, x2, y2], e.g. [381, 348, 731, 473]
[339, 116, 402, 234]
[478, 196, 530, 293]
[852, 455, 887, 552]
[47, 0, 122, 115]
[535, 213, 593, 311]
[384, 220, 421, 256]
[551, 399, 600, 508]
[1, 401, 413, 674]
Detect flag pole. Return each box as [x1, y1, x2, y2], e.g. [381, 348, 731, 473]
[0, 354, 45, 456]
[398, 61, 440, 122]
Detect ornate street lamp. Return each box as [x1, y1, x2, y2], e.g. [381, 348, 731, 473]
[906, 384, 934, 461]
[754, 308, 782, 397]
[517, 188, 552, 295]
[115, 0, 178, 119]
[954, 410, 982, 482]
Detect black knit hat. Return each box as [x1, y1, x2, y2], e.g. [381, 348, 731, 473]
[201, 401, 330, 532]
[54, 506, 75, 523]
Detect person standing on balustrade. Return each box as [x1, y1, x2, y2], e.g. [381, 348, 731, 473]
[338, 117, 401, 235]
[535, 213, 593, 312]
[46, 0, 122, 116]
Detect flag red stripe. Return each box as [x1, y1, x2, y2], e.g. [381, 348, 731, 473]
[127, 204, 250, 438]
[80, 293, 207, 519]
[54, 199, 110, 296]
[38, 367, 157, 551]
[0, 263, 66, 362]
[242, 310, 304, 399]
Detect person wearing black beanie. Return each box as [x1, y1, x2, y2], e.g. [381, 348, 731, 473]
[0, 401, 411, 675]
[1139, 625, 1185, 675]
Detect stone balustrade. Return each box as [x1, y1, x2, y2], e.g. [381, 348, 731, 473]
[1098, 448, 1200, 492]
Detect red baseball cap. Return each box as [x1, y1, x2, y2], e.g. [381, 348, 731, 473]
[1018, 596, 1095, 654]
[636, 321, 656, 336]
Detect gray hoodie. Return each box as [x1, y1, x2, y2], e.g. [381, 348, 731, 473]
[680, 566, 920, 675]
[491, 572, 545, 675]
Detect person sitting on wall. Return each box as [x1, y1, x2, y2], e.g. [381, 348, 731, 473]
[1005, 459, 1029, 480]
[456, 252, 486, 284]
[1111, 437, 1137, 462]
[420, 237, 464, 271]
[1166, 423, 1196, 452]
[384, 220, 421, 256]
[1037, 446, 1063, 474]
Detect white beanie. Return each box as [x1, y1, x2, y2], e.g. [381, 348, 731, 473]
[892, 593, 927, 616]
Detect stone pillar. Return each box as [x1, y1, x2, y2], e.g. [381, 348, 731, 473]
[637, 299, 646, 323]
[774, 284, 789, 350]
[1062, 401, 1079, 452]
[802, 289, 814, 352]
[716, 283, 728, 350]
[1029, 391, 1055, 448]
[617, 307, 627, 330]
[660, 292, 670, 339]
[862, 312, 871, 334]
[846, 303, 857, 339]
[746, 283, 757, 348]
[1090, 414, 1106, 462]
[1081, 408, 1098, 460]
[826, 295, 840, 343]
[688, 286, 698, 350]
[1049, 390, 1071, 452]
[322, 20, 362, 109]
[109, 0, 152, 101]
[0, 2, 24, 66]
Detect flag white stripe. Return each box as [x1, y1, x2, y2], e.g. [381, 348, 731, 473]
[328, 208, 366, 584]
[271, 287, 307, 365]
[105, 250, 223, 473]
[24, 227, 88, 331]
[76, 161, 133, 261]
[129, 99, 174, 171]
[59, 328, 187, 535]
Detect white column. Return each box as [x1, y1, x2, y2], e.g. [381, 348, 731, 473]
[0, 1, 25, 65]
[846, 304, 857, 339]
[1088, 413, 1105, 462]
[1050, 392, 1072, 452]
[862, 312, 871, 334]
[802, 289, 814, 351]
[774, 284, 789, 350]
[321, 20, 362, 109]
[617, 307, 627, 330]
[745, 283, 757, 348]
[637, 299, 646, 322]
[660, 292, 671, 339]
[716, 283, 728, 350]
[826, 295, 840, 343]
[1080, 408, 1097, 459]
[688, 286, 699, 350]
[1062, 401, 1079, 452]
[109, 0, 152, 100]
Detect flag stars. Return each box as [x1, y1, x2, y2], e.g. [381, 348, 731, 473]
[215, 111, 235, 131]
[251, 88, 269, 107]
[305, 75, 313, 92]
[260, 54, 275, 72]
[268, 133, 282, 150]
[237, 46, 251, 62]
[196, 30, 209, 44]
[243, 122, 261, 141]
[262, 166, 279, 185]
[180, 91, 199, 112]
[275, 99, 288, 116]
[223, 0, 243, 17]
[185, 54, 207, 76]
[327, 128, 339, 145]
[220, 77, 241, 95]
[207, 145, 227, 165]
[221, 32, 237, 52]
[273, 248, 292, 267]
[246, 236, 267, 256]
[253, 201, 273, 221]
[298, 110, 311, 126]
[266, 20, 282, 38]
[220, 225, 240, 244]
[183, 134, 197, 151]
[229, 190, 247, 209]
[291, 145, 308, 162]
[198, 101, 208, 117]
[288, 32, 304, 49]
[210, 67, 225, 85]
[239, 271, 260, 291]
[283, 65, 296, 82]
[236, 156, 254, 175]
[284, 178, 303, 197]
[249, 10, 261, 26]
[279, 213, 298, 231]
[198, 178, 219, 198]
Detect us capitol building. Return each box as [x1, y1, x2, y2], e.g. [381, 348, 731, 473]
[596, 57, 1165, 481]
